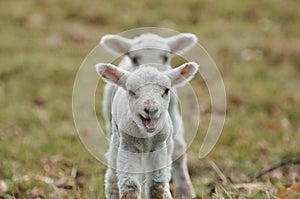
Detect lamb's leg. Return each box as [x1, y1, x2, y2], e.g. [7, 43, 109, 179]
[117, 161, 141, 199]
[172, 152, 195, 198]
[118, 173, 141, 199]
[172, 130, 195, 198]
[145, 144, 172, 199]
[105, 133, 120, 199]
[169, 94, 195, 198]
[117, 143, 142, 199]
[105, 168, 119, 199]
[146, 167, 173, 199]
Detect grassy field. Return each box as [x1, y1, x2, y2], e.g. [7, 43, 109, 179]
[1, 0, 300, 198]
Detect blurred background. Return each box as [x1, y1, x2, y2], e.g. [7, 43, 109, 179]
[0, 0, 299, 198]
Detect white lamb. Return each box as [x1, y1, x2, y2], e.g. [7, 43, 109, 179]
[100, 33, 197, 198]
[96, 62, 199, 199]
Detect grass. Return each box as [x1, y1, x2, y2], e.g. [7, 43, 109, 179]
[0, 0, 300, 198]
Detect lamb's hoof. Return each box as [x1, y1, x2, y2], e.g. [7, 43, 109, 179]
[150, 185, 173, 199]
[174, 187, 195, 199]
[121, 190, 138, 199]
[106, 193, 119, 199]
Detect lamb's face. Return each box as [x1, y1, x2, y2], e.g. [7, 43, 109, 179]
[96, 62, 199, 133]
[127, 35, 171, 67]
[126, 68, 171, 133]
[127, 48, 171, 68]
[100, 33, 198, 68]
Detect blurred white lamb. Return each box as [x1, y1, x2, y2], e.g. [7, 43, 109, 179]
[96, 62, 199, 199]
[101, 33, 197, 198]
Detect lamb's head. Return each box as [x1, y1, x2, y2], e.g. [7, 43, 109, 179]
[96, 62, 199, 133]
[100, 33, 198, 67]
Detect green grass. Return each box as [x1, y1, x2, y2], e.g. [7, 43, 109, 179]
[1, 0, 300, 198]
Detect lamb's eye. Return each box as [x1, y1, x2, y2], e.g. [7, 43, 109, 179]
[162, 88, 170, 97]
[129, 90, 136, 97]
[162, 55, 168, 63]
[131, 56, 139, 65]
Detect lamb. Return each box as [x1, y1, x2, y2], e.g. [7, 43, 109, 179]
[100, 33, 197, 198]
[96, 62, 199, 199]
[101, 33, 197, 134]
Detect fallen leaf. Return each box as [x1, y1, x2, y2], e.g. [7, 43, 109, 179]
[277, 183, 300, 199]
[277, 187, 292, 199]
[264, 118, 290, 132]
[291, 182, 300, 192]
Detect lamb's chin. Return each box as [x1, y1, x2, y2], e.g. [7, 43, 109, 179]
[145, 127, 156, 133]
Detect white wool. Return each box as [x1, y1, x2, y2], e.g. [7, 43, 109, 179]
[96, 61, 198, 199]
[100, 33, 198, 198]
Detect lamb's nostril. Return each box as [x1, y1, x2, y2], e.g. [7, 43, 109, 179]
[144, 107, 158, 116]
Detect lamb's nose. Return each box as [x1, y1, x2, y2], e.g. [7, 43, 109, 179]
[144, 107, 158, 117]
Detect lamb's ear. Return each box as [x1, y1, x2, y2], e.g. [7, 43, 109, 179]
[100, 34, 133, 56]
[166, 33, 198, 54]
[95, 63, 129, 89]
[164, 62, 199, 87]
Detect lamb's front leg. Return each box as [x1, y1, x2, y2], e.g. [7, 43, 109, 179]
[145, 145, 173, 199]
[117, 143, 142, 199]
[146, 167, 172, 199]
[118, 172, 141, 199]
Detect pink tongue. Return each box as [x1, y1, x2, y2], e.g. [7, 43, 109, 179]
[145, 119, 156, 129]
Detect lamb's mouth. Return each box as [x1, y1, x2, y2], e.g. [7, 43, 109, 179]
[140, 114, 157, 132]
